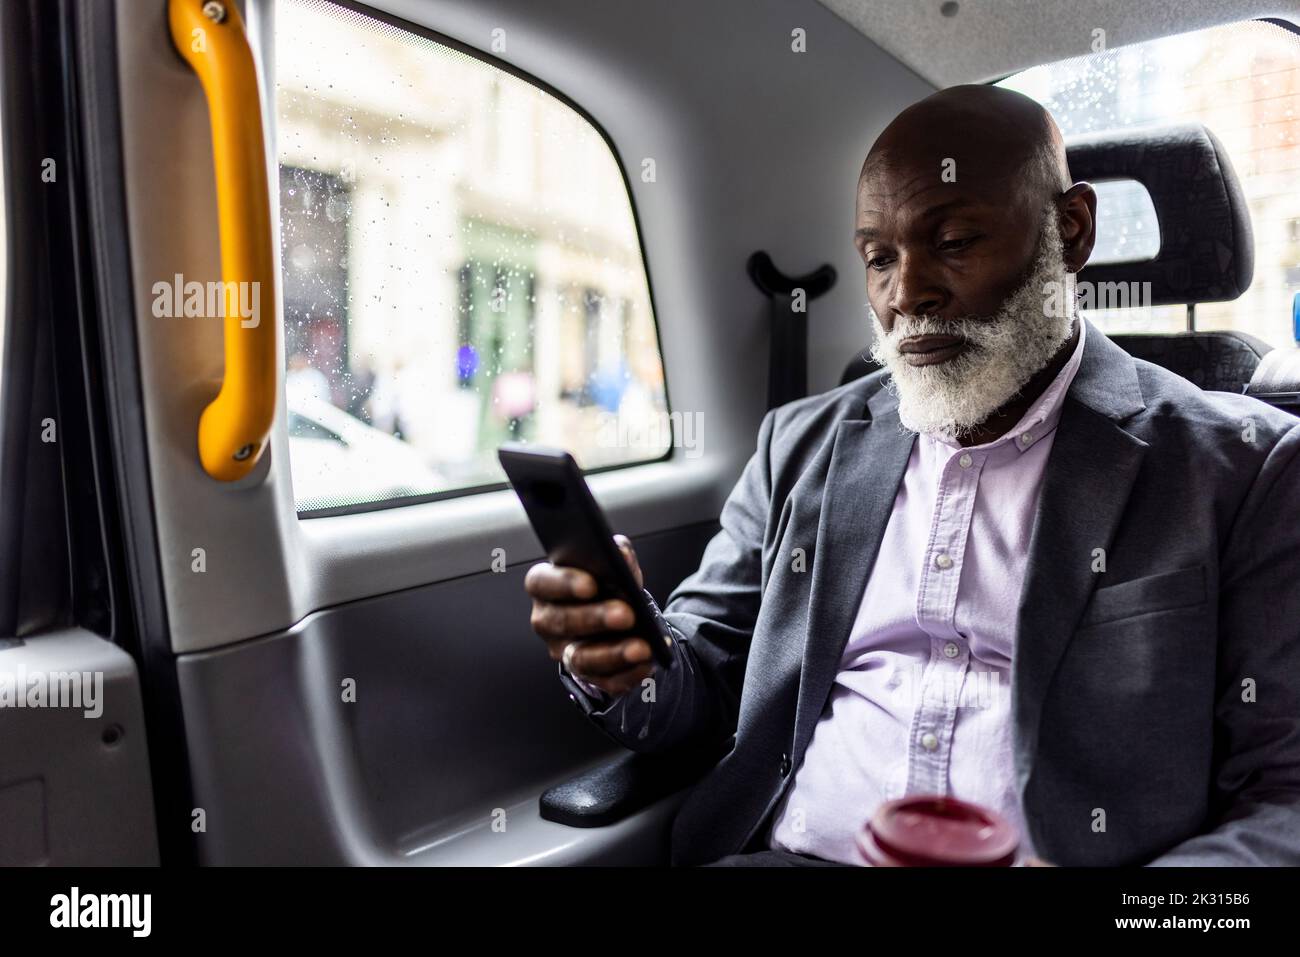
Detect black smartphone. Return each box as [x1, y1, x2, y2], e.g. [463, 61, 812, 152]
[498, 443, 675, 667]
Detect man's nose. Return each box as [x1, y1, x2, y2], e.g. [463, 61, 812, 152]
[889, 253, 945, 318]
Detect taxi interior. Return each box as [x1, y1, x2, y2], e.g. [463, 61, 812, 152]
[2, 0, 1299, 866]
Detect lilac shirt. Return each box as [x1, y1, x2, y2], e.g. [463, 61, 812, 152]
[766, 321, 1087, 865]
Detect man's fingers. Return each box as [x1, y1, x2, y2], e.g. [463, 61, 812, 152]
[524, 544, 651, 698]
[523, 562, 598, 601]
[588, 663, 656, 697]
[613, 534, 644, 589]
[531, 599, 635, 640]
[569, 637, 650, 676]
[548, 637, 650, 676]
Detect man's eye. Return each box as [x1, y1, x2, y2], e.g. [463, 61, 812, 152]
[866, 255, 895, 271]
[938, 236, 978, 252]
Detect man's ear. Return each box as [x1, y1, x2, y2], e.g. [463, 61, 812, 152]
[1058, 182, 1097, 274]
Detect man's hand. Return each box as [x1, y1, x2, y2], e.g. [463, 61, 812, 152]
[525, 534, 656, 698]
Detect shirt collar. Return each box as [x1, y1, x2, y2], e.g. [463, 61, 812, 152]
[928, 318, 1087, 455]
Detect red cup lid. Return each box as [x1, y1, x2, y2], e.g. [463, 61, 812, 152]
[863, 796, 1019, 866]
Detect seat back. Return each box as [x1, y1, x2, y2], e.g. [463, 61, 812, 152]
[1101, 331, 1270, 394]
[1247, 346, 1300, 415]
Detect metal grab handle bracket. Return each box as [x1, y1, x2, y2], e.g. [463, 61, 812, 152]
[169, 0, 277, 481]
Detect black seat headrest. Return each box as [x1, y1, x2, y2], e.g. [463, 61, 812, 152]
[1067, 122, 1254, 306]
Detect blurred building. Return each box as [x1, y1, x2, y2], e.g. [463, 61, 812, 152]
[1001, 19, 1300, 349]
[275, 0, 667, 499]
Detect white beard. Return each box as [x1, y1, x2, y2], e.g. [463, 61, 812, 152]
[868, 203, 1076, 441]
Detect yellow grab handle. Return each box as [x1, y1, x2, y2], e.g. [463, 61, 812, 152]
[170, 0, 277, 481]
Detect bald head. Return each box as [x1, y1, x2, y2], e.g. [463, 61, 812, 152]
[853, 83, 1094, 323]
[862, 85, 1071, 207]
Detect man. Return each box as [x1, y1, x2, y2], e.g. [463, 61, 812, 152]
[525, 85, 1300, 866]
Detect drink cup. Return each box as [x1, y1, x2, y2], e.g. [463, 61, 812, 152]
[856, 795, 1019, 866]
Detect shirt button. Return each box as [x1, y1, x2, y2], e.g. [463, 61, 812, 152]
[958, 453, 973, 469]
[1018, 432, 1033, 447]
[943, 642, 960, 659]
[779, 752, 792, 777]
[934, 552, 953, 570]
[921, 732, 939, 751]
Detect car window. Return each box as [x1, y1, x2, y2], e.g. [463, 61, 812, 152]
[998, 19, 1300, 349]
[276, 0, 669, 515]
[287, 411, 344, 444]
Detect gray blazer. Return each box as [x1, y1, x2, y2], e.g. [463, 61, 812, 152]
[560, 319, 1300, 866]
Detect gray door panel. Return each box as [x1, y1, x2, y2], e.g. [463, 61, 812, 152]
[177, 523, 714, 865]
[0, 629, 158, 865]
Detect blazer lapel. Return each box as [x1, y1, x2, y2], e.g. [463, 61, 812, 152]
[1012, 321, 1149, 796]
[792, 397, 915, 765]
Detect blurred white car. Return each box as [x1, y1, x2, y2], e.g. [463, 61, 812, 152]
[286, 396, 445, 510]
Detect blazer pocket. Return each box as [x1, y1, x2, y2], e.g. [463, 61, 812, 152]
[1079, 564, 1207, 628]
